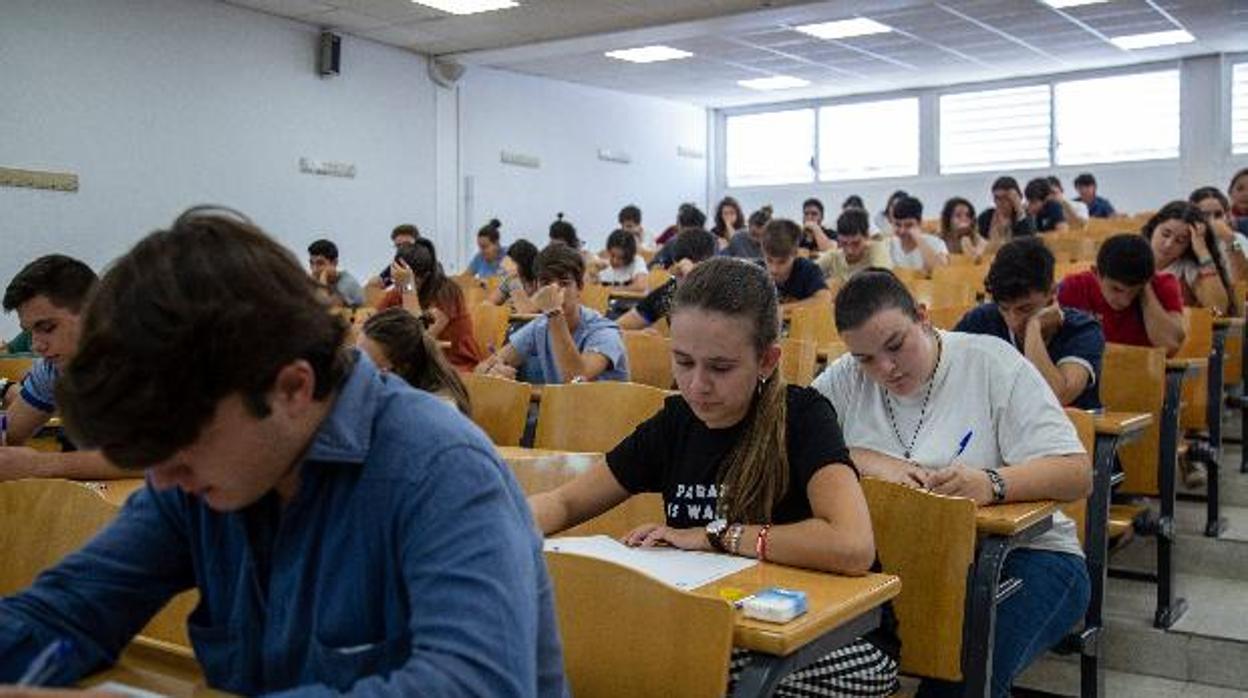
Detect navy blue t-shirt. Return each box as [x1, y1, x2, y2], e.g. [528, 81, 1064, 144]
[953, 304, 1104, 410]
[775, 257, 827, 303]
[1035, 200, 1066, 233]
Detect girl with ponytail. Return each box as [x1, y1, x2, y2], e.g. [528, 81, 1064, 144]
[529, 257, 899, 696]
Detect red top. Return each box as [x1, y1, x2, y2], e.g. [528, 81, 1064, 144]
[1057, 269, 1184, 347]
[377, 288, 483, 370]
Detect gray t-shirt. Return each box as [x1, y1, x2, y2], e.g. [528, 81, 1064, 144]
[812, 330, 1085, 558]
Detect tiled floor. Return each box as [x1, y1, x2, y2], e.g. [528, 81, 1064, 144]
[1016, 657, 1248, 697]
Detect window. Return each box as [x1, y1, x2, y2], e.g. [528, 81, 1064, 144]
[818, 98, 919, 180]
[1054, 70, 1180, 165]
[1234, 62, 1248, 155]
[725, 109, 815, 187]
[939, 85, 1052, 174]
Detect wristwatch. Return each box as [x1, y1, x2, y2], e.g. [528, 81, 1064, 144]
[985, 469, 1007, 503]
[705, 518, 729, 552]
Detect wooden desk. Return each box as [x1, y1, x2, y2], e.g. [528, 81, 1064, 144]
[82, 640, 227, 697]
[606, 288, 647, 301]
[84, 478, 146, 507]
[973, 500, 1056, 536]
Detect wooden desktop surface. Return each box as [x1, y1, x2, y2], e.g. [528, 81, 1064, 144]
[1092, 411, 1153, 437]
[82, 640, 228, 697]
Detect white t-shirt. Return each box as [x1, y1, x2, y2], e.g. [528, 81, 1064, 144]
[812, 330, 1085, 558]
[888, 234, 948, 270]
[597, 256, 647, 285]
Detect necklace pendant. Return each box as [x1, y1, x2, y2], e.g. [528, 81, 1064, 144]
[903, 450, 910, 460]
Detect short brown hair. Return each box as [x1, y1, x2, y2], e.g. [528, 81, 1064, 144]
[58, 206, 350, 468]
[535, 243, 585, 288]
[761, 219, 801, 258]
[391, 223, 420, 241]
[3, 255, 97, 314]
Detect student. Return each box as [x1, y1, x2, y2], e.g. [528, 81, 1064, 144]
[955, 238, 1104, 410]
[762, 219, 833, 310]
[0, 208, 566, 695]
[1047, 176, 1088, 228]
[874, 190, 909, 236]
[722, 205, 771, 260]
[813, 270, 1091, 698]
[366, 223, 421, 290]
[800, 197, 837, 251]
[1024, 178, 1068, 233]
[1073, 173, 1116, 218]
[1057, 233, 1186, 356]
[468, 219, 507, 279]
[358, 308, 472, 415]
[842, 194, 865, 211]
[711, 196, 745, 249]
[652, 203, 709, 268]
[307, 239, 365, 308]
[1142, 201, 1232, 315]
[618, 230, 718, 331]
[477, 244, 629, 384]
[618, 204, 646, 248]
[377, 242, 483, 371]
[598, 229, 648, 292]
[0, 254, 130, 481]
[938, 197, 987, 260]
[548, 213, 601, 281]
[1230, 168, 1248, 236]
[817, 207, 892, 285]
[488, 238, 541, 313]
[529, 257, 900, 696]
[888, 196, 949, 274]
[654, 203, 699, 248]
[977, 177, 1037, 244]
[1189, 186, 1248, 282]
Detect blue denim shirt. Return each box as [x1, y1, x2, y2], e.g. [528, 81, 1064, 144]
[0, 352, 567, 697]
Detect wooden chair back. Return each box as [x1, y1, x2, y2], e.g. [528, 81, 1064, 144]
[470, 303, 511, 355]
[545, 551, 735, 698]
[1177, 307, 1213, 431]
[779, 337, 817, 387]
[861, 478, 977, 681]
[534, 382, 668, 453]
[908, 279, 976, 309]
[946, 253, 976, 267]
[461, 373, 531, 446]
[0, 356, 34, 381]
[788, 304, 837, 345]
[1061, 408, 1096, 547]
[927, 305, 973, 331]
[623, 332, 673, 390]
[580, 284, 611, 314]
[891, 267, 927, 284]
[1100, 343, 1166, 495]
[647, 267, 671, 290]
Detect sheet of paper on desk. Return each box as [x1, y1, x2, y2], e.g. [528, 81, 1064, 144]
[93, 681, 165, 698]
[544, 535, 757, 589]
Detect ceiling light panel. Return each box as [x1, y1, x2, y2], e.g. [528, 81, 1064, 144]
[1109, 29, 1195, 50]
[605, 45, 694, 63]
[737, 75, 811, 90]
[410, 0, 517, 15]
[1043, 0, 1111, 8]
[795, 18, 892, 40]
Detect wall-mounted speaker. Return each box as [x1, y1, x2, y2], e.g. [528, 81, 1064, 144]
[429, 58, 466, 88]
[318, 31, 341, 77]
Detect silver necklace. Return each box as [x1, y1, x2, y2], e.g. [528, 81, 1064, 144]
[882, 331, 942, 460]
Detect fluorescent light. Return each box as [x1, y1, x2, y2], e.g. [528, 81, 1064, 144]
[411, 0, 517, 15]
[1110, 29, 1194, 50]
[795, 17, 891, 40]
[1042, 0, 1110, 8]
[738, 75, 811, 91]
[604, 45, 693, 63]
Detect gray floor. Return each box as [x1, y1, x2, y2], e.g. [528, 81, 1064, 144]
[1016, 656, 1248, 697]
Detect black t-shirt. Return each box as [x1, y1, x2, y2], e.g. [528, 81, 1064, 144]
[607, 385, 853, 528]
[1035, 200, 1066, 233]
[633, 278, 677, 324]
[776, 257, 827, 303]
[977, 208, 1036, 239]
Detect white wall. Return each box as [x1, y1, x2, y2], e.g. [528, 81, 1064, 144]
[716, 54, 1244, 228]
[0, 0, 439, 337]
[454, 66, 708, 259]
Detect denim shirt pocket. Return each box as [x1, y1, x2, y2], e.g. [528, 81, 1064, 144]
[308, 635, 409, 690]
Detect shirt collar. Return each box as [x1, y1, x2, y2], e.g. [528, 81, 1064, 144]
[304, 350, 379, 464]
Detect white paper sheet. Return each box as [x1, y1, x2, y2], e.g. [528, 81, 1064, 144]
[544, 535, 757, 590]
[93, 681, 167, 697]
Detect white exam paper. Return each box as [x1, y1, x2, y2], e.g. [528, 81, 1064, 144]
[544, 535, 757, 590]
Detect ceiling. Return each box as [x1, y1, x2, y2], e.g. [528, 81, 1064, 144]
[222, 0, 1248, 107]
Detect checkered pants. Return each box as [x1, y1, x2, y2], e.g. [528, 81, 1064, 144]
[727, 638, 899, 697]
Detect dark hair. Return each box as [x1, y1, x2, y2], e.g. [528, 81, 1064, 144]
[606, 228, 638, 265]
[667, 230, 719, 266]
[1046, 176, 1064, 192]
[991, 176, 1020, 194]
[3, 255, 97, 314]
[1142, 201, 1233, 297]
[1024, 177, 1053, 203]
[986, 238, 1055, 302]
[671, 257, 786, 523]
[891, 196, 923, 223]
[1074, 173, 1097, 189]
[762, 219, 802, 257]
[618, 205, 642, 225]
[536, 243, 585, 288]
[57, 206, 350, 468]
[391, 223, 420, 241]
[549, 213, 580, 248]
[834, 269, 919, 333]
[506, 238, 539, 284]
[940, 197, 976, 237]
[713, 197, 745, 238]
[835, 208, 870, 238]
[362, 308, 471, 416]
[307, 239, 339, 262]
[1096, 233, 1154, 286]
[748, 205, 774, 229]
[884, 190, 909, 216]
[1190, 186, 1230, 212]
[1231, 169, 1248, 196]
[477, 219, 502, 244]
[395, 241, 463, 313]
[677, 203, 707, 230]
[802, 198, 825, 216]
[842, 195, 865, 210]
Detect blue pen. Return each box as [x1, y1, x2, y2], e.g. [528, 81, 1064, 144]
[1, 411, 8, 447]
[950, 430, 973, 465]
[18, 638, 73, 686]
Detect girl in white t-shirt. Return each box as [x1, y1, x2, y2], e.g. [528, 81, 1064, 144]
[596, 228, 648, 292]
[812, 269, 1091, 698]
